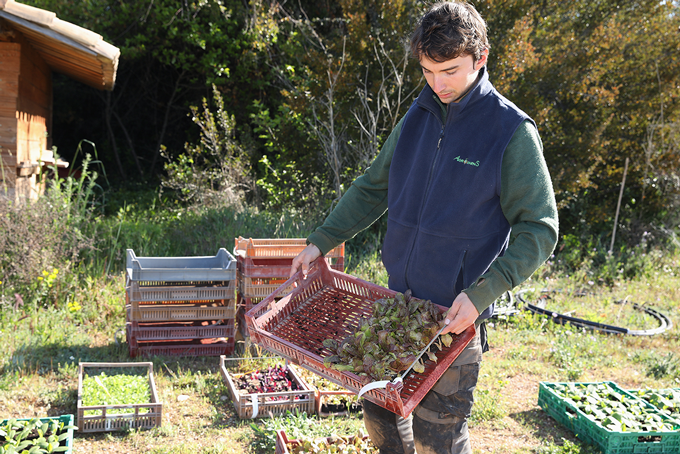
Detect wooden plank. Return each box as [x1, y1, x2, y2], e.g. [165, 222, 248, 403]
[0, 70, 19, 98]
[18, 84, 50, 113]
[0, 42, 21, 67]
[0, 96, 17, 117]
[0, 115, 17, 150]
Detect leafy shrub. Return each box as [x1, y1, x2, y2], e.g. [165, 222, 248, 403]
[161, 84, 253, 208]
[547, 232, 669, 285]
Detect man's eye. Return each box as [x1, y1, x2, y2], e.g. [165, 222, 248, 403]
[446, 71, 457, 76]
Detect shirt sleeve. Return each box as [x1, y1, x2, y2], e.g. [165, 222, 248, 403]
[307, 116, 406, 255]
[463, 120, 559, 314]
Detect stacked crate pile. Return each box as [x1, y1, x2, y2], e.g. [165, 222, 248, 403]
[125, 249, 237, 357]
[233, 237, 345, 338]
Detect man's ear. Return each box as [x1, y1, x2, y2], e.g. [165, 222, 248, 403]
[474, 49, 489, 69]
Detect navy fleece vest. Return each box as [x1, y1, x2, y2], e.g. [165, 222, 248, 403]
[382, 68, 531, 320]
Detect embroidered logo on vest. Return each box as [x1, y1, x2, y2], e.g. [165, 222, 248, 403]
[454, 156, 480, 167]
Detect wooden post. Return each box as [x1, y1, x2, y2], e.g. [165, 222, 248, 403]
[609, 157, 629, 254]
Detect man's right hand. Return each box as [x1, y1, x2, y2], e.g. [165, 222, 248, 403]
[290, 243, 322, 279]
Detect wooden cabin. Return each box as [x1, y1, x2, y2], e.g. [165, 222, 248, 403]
[0, 0, 119, 201]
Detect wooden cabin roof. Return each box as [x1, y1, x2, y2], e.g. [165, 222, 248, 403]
[0, 0, 119, 90]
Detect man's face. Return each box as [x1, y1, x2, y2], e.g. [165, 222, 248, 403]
[419, 50, 488, 104]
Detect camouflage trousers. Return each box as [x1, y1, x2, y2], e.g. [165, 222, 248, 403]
[362, 324, 486, 454]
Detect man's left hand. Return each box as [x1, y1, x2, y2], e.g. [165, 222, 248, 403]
[442, 292, 479, 335]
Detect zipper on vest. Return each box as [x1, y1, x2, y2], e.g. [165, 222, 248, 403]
[403, 124, 446, 290]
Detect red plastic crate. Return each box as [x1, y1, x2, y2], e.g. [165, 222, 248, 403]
[237, 294, 265, 312]
[127, 326, 235, 357]
[234, 237, 344, 259]
[126, 319, 235, 342]
[237, 256, 345, 278]
[245, 258, 475, 418]
[238, 273, 295, 299]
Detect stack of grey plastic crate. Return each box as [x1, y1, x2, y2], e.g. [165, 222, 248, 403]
[125, 249, 237, 357]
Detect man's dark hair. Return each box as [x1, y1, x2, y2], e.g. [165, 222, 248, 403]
[410, 1, 490, 63]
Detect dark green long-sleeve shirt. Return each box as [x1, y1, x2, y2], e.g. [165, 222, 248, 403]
[308, 110, 558, 315]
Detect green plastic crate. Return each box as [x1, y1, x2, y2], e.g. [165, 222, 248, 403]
[538, 381, 680, 454]
[0, 414, 75, 454]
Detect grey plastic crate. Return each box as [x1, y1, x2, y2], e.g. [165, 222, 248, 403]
[126, 249, 237, 282]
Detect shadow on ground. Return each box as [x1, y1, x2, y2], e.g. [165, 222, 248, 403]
[509, 408, 601, 453]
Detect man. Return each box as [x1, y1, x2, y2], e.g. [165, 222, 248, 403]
[291, 2, 558, 453]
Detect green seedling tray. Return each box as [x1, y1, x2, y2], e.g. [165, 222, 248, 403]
[77, 362, 162, 433]
[0, 414, 75, 454]
[538, 381, 680, 454]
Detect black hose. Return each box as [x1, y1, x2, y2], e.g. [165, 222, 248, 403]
[513, 290, 672, 336]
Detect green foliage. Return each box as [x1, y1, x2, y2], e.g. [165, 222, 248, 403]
[470, 384, 508, 423]
[0, 152, 100, 308]
[0, 417, 76, 454]
[632, 352, 680, 381]
[81, 372, 151, 415]
[536, 438, 589, 454]
[547, 232, 669, 285]
[161, 84, 253, 207]
[486, 0, 680, 242]
[548, 329, 600, 381]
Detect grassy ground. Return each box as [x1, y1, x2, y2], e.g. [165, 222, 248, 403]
[1, 254, 678, 454]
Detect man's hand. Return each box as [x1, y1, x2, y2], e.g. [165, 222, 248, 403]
[289, 243, 322, 279]
[441, 292, 479, 335]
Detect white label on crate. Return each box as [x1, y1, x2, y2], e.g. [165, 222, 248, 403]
[251, 394, 259, 419]
[105, 409, 134, 431]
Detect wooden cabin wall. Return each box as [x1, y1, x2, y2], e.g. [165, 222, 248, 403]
[16, 29, 52, 200]
[0, 28, 52, 201]
[0, 41, 19, 199]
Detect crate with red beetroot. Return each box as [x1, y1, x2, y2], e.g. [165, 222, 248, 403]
[244, 258, 476, 419]
[219, 355, 315, 419]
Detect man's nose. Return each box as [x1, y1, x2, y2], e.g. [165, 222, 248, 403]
[433, 74, 446, 92]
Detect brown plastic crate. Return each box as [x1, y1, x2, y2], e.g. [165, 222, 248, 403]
[245, 258, 476, 418]
[126, 279, 235, 303]
[275, 430, 372, 454]
[77, 362, 162, 433]
[219, 355, 315, 419]
[234, 237, 345, 259]
[289, 364, 359, 416]
[126, 299, 235, 323]
[127, 328, 235, 357]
